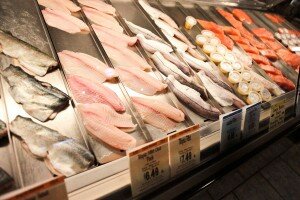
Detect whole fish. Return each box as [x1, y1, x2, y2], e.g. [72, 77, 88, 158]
[151, 51, 207, 97]
[0, 119, 6, 138]
[160, 52, 191, 75]
[136, 34, 173, 54]
[198, 71, 245, 108]
[10, 116, 94, 177]
[138, 0, 179, 29]
[0, 30, 57, 76]
[166, 75, 220, 120]
[1, 66, 69, 122]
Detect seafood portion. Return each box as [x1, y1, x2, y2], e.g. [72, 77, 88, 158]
[10, 116, 94, 176]
[78, 0, 116, 15]
[1, 66, 69, 122]
[38, 0, 80, 14]
[0, 30, 57, 76]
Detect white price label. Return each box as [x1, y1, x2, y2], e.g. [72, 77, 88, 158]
[169, 125, 200, 177]
[242, 102, 261, 139]
[129, 138, 170, 197]
[220, 109, 242, 151]
[269, 98, 286, 131]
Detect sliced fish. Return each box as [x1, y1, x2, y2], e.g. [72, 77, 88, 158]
[162, 30, 188, 51]
[198, 71, 245, 108]
[187, 47, 207, 61]
[78, 0, 116, 15]
[0, 30, 57, 76]
[160, 52, 191, 75]
[124, 19, 165, 42]
[138, 0, 178, 29]
[137, 34, 172, 54]
[1, 66, 69, 122]
[38, 0, 80, 14]
[67, 75, 125, 112]
[115, 65, 167, 96]
[78, 103, 136, 132]
[0, 119, 6, 139]
[166, 75, 220, 120]
[80, 108, 136, 150]
[58, 50, 118, 82]
[42, 8, 89, 33]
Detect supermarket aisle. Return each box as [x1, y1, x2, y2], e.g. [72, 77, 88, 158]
[186, 129, 300, 200]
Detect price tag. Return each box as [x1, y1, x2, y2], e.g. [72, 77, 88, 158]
[269, 98, 286, 131]
[220, 109, 242, 152]
[2, 176, 67, 200]
[129, 137, 170, 197]
[242, 102, 261, 139]
[169, 125, 200, 177]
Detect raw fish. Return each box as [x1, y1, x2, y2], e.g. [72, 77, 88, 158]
[67, 75, 125, 112]
[160, 52, 191, 75]
[276, 49, 300, 70]
[252, 28, 275, 41]
[38, 0, 80, 14]
[264, 13, 285, 24]
[78, 0, 116, 15]
[162, 30, 188, 51]
[232, 9, 253, 24]
[137, 34, 173, 53]
[187, 47, 207, 61]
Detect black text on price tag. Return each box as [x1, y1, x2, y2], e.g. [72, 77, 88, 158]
[128, 138, 170, 197]
[242, 102, 261, 139]
[169, 125, 200, 177]
[269, 98, 286, 131]
[220, 109, 242, 152]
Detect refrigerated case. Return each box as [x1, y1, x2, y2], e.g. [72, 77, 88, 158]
[0, 0, 299, 199]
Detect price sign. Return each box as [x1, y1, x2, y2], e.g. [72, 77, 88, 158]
[220, 109, 242, 152]
[169, 125, 200, 177]
[242, 102, 261, 139]
[129, 137, 170, 197]
[269, 98, 286, 131]
[2, 176, 67, 200]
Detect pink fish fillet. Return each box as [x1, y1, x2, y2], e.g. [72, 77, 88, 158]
[93, 25, 129, 48]
[132, 97, 185, 122]
[83, 7, 123, 33]
[60, 0, 81, 12]
[78, 0, 116, 15]
[67, 75, 125, 112]
[92, 24, 137, 46]
[61, 50, 118, 80]
[116, 66, 167, 96]
[42, 8, 89, 33]
[78, 103, 136, 132]
[133, 102, 176, 131]
[80, 111, 136, 150]
[38, 0, 71, 14]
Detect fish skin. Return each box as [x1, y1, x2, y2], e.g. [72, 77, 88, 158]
[160, 52, 191, 76]
[80, 110, 137, 150]
[198, 71, 245, 108]
[38, 0, 71, 14]
[78, 103, 136, 132]
[47, 139, 95, 177]
[78, 0, 116, 15]
[131, 96, 185, 122]
[162, 30, 188, 51]
[124, 19, 165, 43]
[166, 75, 221, 120]
[115, 65, 167, 96]
[137, 34, 172, 54]
[0, 30, 57, 76]
[67, 75, 125, 112]
[10, 116, 68, 157]
[59, 50, 118, 80]
[1, 66, 69, 122]
[138, 0, 178, 29]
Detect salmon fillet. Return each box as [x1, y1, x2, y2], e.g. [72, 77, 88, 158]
[238, 43, 259, 54]
[252, 28, 275, 41]
[267, 73, 295, 91]
[260, 49, 278, 61]
[248, 53, 270, 65]
[232, 9, 253, 24]
[259, 64, 282, 75]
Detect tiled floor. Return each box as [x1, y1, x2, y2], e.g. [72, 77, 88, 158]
[188, 130, 300, 200]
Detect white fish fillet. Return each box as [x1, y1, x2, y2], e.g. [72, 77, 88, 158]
[138, 0, 178, 29]
[78, 0, 116, 15]
[162, 30, 188, 51]
[60, 0, 81, 12]
[132, 96, 184, 122]
[78, 103, 136, 132]
[160, 52, 191, 75]
[116, 65, 167, 96]
[137, 34, 172, 54]
[42, 8, 89, 33]
[38, 0, 71, 14]
[178, 49, 213, 72]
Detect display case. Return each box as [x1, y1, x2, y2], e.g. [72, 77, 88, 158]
[0, 0, 299, 199]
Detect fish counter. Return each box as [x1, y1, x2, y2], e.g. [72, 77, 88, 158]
[0, 0, 299, 199]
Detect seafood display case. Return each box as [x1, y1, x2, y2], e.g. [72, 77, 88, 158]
[0, 0, 299, 199]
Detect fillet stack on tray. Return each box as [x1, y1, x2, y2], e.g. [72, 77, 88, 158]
[0, 0, 298, 193]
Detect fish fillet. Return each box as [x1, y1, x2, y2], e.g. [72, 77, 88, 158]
[60, 50, 118, 80]
[78, 103, 136, 132]
[116, 65, 167, 96]
[1, 66, 69, 122]
[166, 75, 220, 120]
[80, 111, 136, 150]
[0, 30, 57, 76]
[42, 8, 89, 33]
[38, 0, 80, 14]
[160, 52, 191, 75]
[67, 75, 125, 112]
[132, 97, 185, 122]
[162, 30, 188, 51]
[137, 34, 172, 54]
[78, 0, 116, 15]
